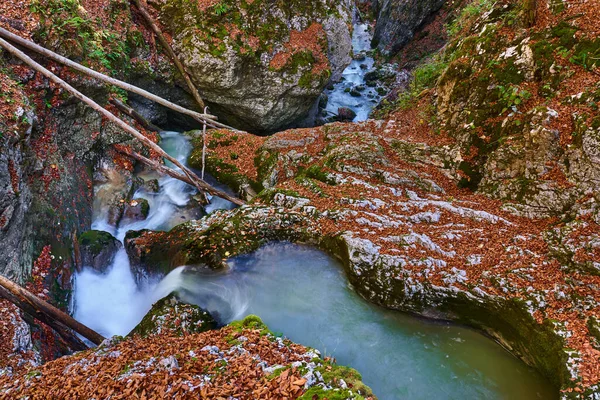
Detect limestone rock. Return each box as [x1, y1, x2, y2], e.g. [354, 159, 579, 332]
[157, 0, 353, 132]
[129, 293, 217, 338]
[372, 0, 445, 55]
[78, 230, 122, 273]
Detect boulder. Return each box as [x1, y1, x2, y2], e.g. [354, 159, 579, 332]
[371, 0, 445, 56]
[77, 230, 122, 273]
[129, 293, 217, 338]
[157, 0, 353, 132]
[337, 107, 357, 121]
[122, 198, 150, 222]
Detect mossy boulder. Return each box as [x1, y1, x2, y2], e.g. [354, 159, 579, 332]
[122, 198, 150, 222]
[156, 0, 352, 132]
[129, 293, 217, 338]
[77, 230, 122, 273]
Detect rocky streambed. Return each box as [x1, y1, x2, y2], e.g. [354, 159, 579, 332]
[72, 129, 557, 399]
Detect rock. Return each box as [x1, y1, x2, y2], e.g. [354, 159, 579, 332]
[318, 93, 329, 109]
[141, 179, 160, 193]
[337, 107, 357, 121]
[129, 293, 217, 338]
[158, 0, 353, 132]
[372, 0, 445, 55]
[350, 89, 362, 97]
[353, 52, 366, 61]
[122, 198, 150, 222]
[355, 85, 366, 92]
[376, 87, 388, 96]
[77, 230, 122, 273]
[364, 69, 380, 83]
[360, 63, 368, 70]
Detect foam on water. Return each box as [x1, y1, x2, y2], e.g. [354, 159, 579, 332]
[73, 131, 233, 336]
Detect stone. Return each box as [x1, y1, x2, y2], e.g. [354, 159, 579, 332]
[122, 198, 150, 222]
[129, 293, 217, 338]
[372, 0, 445, 55]
[78, 230, 122, 274]
[158, 0, 353, 132]
[337, 107, 357, 121]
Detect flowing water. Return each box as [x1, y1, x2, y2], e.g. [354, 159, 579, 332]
[73, 131, 556, 399]
[324, 23, 383, 122]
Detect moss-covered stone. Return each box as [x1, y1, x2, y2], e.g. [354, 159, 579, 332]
[129, 293, 217, 338]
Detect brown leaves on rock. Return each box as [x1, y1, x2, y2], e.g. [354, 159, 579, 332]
[0, 326, 313, 399]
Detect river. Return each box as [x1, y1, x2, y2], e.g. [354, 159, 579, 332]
[72, 131, 555, 399]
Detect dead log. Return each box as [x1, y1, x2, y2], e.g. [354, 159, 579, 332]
[0, 37, 246, 207]
[131, 0, 206, 110]
[0, 275, 105, 348]
[116, 146, 246, 206]
[0, 27, 240, 132]
[109, 98, 162, 132]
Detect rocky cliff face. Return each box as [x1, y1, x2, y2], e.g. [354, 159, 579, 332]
[371, 0, 445, 55]
[433, 0, 600, 223]
[155, 0, 353, 133]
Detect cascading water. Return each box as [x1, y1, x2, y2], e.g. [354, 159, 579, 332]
[323, 23, 383, 122]
[73, 131, 234, 337]
[74, 131, 555, 399]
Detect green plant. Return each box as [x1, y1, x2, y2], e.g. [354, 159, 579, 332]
[497, 84, 532, 114]
[447, 0, 495, 38]
[213, 2, 230, 16]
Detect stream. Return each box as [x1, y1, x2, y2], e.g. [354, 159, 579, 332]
[72, 131, 555, 399]
[323, 22, 383, 122]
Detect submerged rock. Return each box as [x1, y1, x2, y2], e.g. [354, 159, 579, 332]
[157, 0, 353, 132]
[77, 230, 122, 273]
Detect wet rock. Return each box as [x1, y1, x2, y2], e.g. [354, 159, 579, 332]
[318, 93, 329, 109]
[158, 0, 353, 132]
[350, 89, 362, 97]
[77, 230, 122, 273]
[129, 293, 216, 338]
[122, 198, 150, 222]
[360, 63, 368, 70]
[141, 179, 160, 194]
[364, 69, 380, 83]
[337, 107, 357, 121]
[372, 0, 445, 55]
[353, 52, 366, 61]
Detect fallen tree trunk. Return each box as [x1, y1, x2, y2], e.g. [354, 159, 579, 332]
[0, 27, 240, 132]
[131, 0, 205, 110]
[0, 37, 246, 207]
[0, 275, 105, 348]
[116, 146, 246, 206]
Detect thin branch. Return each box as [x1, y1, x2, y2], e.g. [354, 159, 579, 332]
[0, 36, 246, 207]
[116, 146, 245, 206]
[0, 26, 240, 132]
[109, 98, 162, 132]
[131, 0, 206, 110]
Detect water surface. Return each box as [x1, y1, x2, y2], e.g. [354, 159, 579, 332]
[172, 243, 556, 400]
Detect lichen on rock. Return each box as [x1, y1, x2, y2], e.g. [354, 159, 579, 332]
[155, 0, 353, 132]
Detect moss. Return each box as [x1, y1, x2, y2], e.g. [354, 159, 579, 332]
[551, 21, 579, 49]
[129, 293, 217, 338]
[78, 230, 118, 257]
[228, 314, 267, 331]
